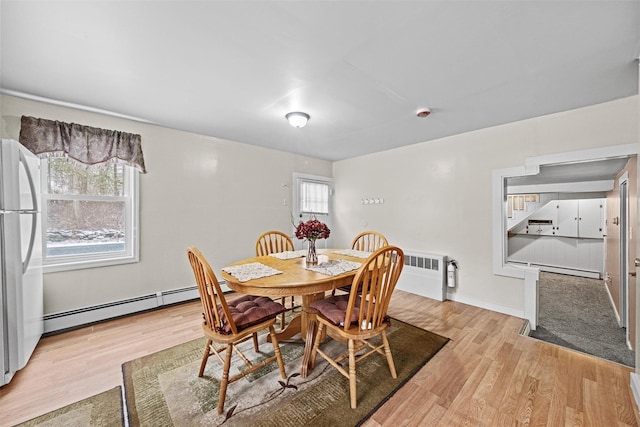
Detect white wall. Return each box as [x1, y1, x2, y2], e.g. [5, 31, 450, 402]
[0, 94, 332, 314]
[333, 96, 639, 316]
[1, 93, 638, 320]
[508, 235, 604, 276]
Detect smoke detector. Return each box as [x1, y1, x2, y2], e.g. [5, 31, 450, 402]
[416, 108, 431, 118]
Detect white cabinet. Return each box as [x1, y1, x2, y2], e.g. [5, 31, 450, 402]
[507, 198, 605, 276]
[524, 221, 555, 236]
[555, 199, 603, 238]
[555, 200, 578, 237]
[512, 202, 557, 236]
[511, 198, 604, 238]
[576, 199, 604, 238]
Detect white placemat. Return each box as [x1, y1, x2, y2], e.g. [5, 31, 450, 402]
[332, 249, 372, 259]
[222, 262, 283, 282]
[269, 250, 307, 260]
[305, 259, 362, 276]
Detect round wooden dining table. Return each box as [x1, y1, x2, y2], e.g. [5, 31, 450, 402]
[221, 249, 364, 377]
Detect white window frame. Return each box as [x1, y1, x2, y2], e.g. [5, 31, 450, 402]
[40, 159, 140, 273]
[293, 173, 332, 217]
[299, 180, 330, 215]
[292, 173, 333, 249]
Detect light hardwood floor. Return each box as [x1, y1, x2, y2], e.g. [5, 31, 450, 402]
[1, 290, 639, 426]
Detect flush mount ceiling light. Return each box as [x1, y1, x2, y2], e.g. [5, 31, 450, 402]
[285, 112, 310, 128]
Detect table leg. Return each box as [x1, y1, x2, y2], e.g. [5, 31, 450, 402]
[273, 314, 302, 342]
[300, 292, 326, 377]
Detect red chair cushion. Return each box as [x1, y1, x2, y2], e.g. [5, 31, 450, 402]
[217, 295, 285, 334]
[310, 295, 363, 327]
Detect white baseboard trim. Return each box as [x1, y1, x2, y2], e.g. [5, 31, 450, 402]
[603, 278, 622, 326]
[43, 285, 201, 334]
[630, 373, 640, 412]
[45, 282, 526, 335]
[446, 291, 525, 319]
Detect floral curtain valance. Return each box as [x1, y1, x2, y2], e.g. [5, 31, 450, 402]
[19, 116, 147, 173]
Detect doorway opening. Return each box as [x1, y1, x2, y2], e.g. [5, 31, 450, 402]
[492, 144, 637, 365]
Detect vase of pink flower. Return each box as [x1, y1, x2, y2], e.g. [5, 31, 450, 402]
[295, 218, 330, 264]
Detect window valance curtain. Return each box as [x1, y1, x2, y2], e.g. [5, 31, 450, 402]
[19, 115, 147, 173]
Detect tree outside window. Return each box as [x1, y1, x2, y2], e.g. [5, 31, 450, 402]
[42, 157, 139, 270]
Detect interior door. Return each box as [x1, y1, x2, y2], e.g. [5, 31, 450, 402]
[621, 179, 629, 334]
[1, 212, 6, 385]
[292, 173, 333, 249]
[636, 154, 640, 360]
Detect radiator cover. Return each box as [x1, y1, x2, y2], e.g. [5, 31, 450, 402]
[395, 251, 447, 301]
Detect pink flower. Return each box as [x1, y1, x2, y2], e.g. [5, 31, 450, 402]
[295, 218, 331, 240]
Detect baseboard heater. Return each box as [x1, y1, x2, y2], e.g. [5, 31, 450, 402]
[395, 251, 447, 301]
[42, 284, 209, 334]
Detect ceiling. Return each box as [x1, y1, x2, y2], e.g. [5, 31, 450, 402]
[0, 1, 638, 164]
[507, 157, 632, 189]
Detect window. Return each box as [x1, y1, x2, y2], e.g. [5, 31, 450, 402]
[506, 194, 539, 218]
[293, 173, 333, 248]
[41, 158, 139, 272]
[299, 180, 330, 215]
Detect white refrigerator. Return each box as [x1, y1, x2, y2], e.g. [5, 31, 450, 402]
[0, 139, 43, 386]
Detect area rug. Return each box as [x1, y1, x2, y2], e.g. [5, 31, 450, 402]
[15, 386, 124, 427]
[122, 318, 448, 426]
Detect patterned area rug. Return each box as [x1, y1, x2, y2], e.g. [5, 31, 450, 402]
[15, 386, 124, 427]
[122, 318, 448, 426]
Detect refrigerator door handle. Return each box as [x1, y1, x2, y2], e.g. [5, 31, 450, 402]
[22, 212, 37, 274]
[18, 149, 39, 213]
[18, 149, 39, 274]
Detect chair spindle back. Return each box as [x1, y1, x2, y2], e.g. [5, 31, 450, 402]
[187, 246, 238, 335]
[351, 231, 388, 252]
[344, 246, 404, 332]
[256, 230, 294, 256]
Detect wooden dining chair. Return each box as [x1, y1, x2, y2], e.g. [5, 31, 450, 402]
[334, 230, 389, 295]
[351, 230, 389, 252]
[186, 246, 287, 414]
[309, 245, 404, 409]
[256, 230, 294, 256]
[256, 230, 296, 329]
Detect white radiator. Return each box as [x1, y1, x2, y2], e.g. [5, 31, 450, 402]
[395, 251, 447, 301]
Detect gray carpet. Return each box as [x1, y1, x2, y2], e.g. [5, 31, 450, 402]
[530, 272, 635, 367]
